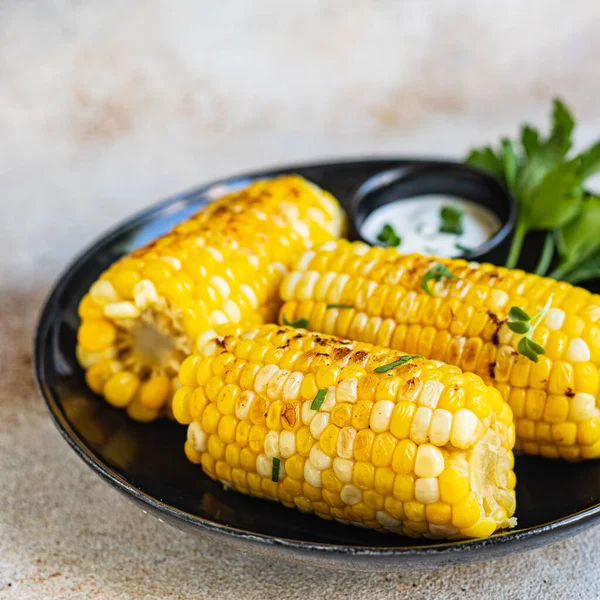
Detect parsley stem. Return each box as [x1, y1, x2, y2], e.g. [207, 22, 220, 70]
[548, 260, 574, 281]
[505, 222, 527, 269]
[534, 232, 555, 276]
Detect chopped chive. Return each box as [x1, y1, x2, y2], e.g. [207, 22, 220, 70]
[440, 204, 464, 235]
[326, 304, 353, 309]
[271, 457, 281, 482]
[374, 355, 424, 373]
[376, 223, 402, 247]
[420, 264, 458, 296]
[455, 243, 472, 253]
[310, 389, 327, 410]
[283, 315, 309, 329]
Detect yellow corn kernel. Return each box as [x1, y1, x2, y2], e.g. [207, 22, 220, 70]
[552, 422, 577, 446]
[140, 375, 171, 410]
[439, 467, 469, 504]
[372, 432, 397, 467]
[543, 395, 569, 424]
[352, 400, 374, 431]
[104, 372, 140, 408]
[452, 494, 481, 529]
[190, 388, 209, 421]
[391, 439, 417, 475]
[77, 319, 117, 353]
[425, 502, 452, 525]
[331, 403, 353, 428]
[577, 418, 600, 446]
[353, 429, 375, 462]
[296, 426, 315, 457]
[201, 402, 222, 434]
[184, 441, 203, 464]
[393, 474, 415, 502]
[404, 501, 426, 522]
[235, 419, 251, 447]
[319, 424, 340, 457]
[390, 402, 416, 440]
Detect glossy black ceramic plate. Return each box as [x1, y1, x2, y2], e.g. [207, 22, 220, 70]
[35, 159, 600, 570]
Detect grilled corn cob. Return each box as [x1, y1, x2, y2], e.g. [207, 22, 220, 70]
[175, 324, 516, 540]
[76, 176, 345, 421]
[279, 240, 600, 460]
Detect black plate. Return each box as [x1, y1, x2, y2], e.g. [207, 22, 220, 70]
[34, 159, 600, 570]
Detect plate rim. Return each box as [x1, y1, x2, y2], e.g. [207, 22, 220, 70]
[34, 157, 600, 564]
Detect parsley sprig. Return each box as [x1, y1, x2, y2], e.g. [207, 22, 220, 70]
[420, 264, 458, 296]
[507, 297, 552, 362]
[376, 223, 402, 247]
[466, 98, 600, 280]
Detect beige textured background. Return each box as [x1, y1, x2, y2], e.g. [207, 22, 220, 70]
[1, 1, 600, 598]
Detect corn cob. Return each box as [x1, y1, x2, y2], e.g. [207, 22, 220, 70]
[76, 176, 345, 421]
[279, 239, 600, 460]
[175, 324, 516, 540]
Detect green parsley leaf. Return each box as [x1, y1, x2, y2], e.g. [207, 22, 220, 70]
[502, 138, 518, 193]
[527, 339, 546, 355]
[507, 320, 530, 334]
[374, 355, 424, 373]
[465, 146, 504, 179]
[420, 264, 458, 296]
[508, 306, 531, 322]
[520, 125, 541, 158]
[439, 205, 464, 235]
[518, 337, 540, 363]
[522, 161, 583, 230]
[310, 389, 327, 410]
[326, 304, 353, 309]
[376, 223, 402, 247]
[551, 195, 600, 280]
[283, 315, 309, 329]
[559, 251, 600, 285]
[271, 457, 281, 482]
[578, 140, 600, 180]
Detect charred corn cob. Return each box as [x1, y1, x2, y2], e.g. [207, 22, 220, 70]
[76, 176, 345, 421]
[279, 240, 600, 460]
[175, 324, 516, 540]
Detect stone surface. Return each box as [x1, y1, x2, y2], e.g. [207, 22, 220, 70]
[1, 1, 600, 598]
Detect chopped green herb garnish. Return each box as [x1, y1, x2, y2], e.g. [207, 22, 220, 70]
[416, 223, 425, 235]
[455, 243, 472, 254]
[326, 304, 353, 309]
[374, 355, 424, 373]
[420, 264, 458, 296]
[271, 457, 281, 482]
[283, 315, 309, 329]
[507, 297, 551, 362]
[310, 389, 327, 410]
[376, 223, 402, 247]
[440, 204, 465, 235]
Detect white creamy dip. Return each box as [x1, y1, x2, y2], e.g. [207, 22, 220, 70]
[360, 195, 501, 257]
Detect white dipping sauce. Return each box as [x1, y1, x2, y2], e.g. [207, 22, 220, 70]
[360, 195, 501, 258]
